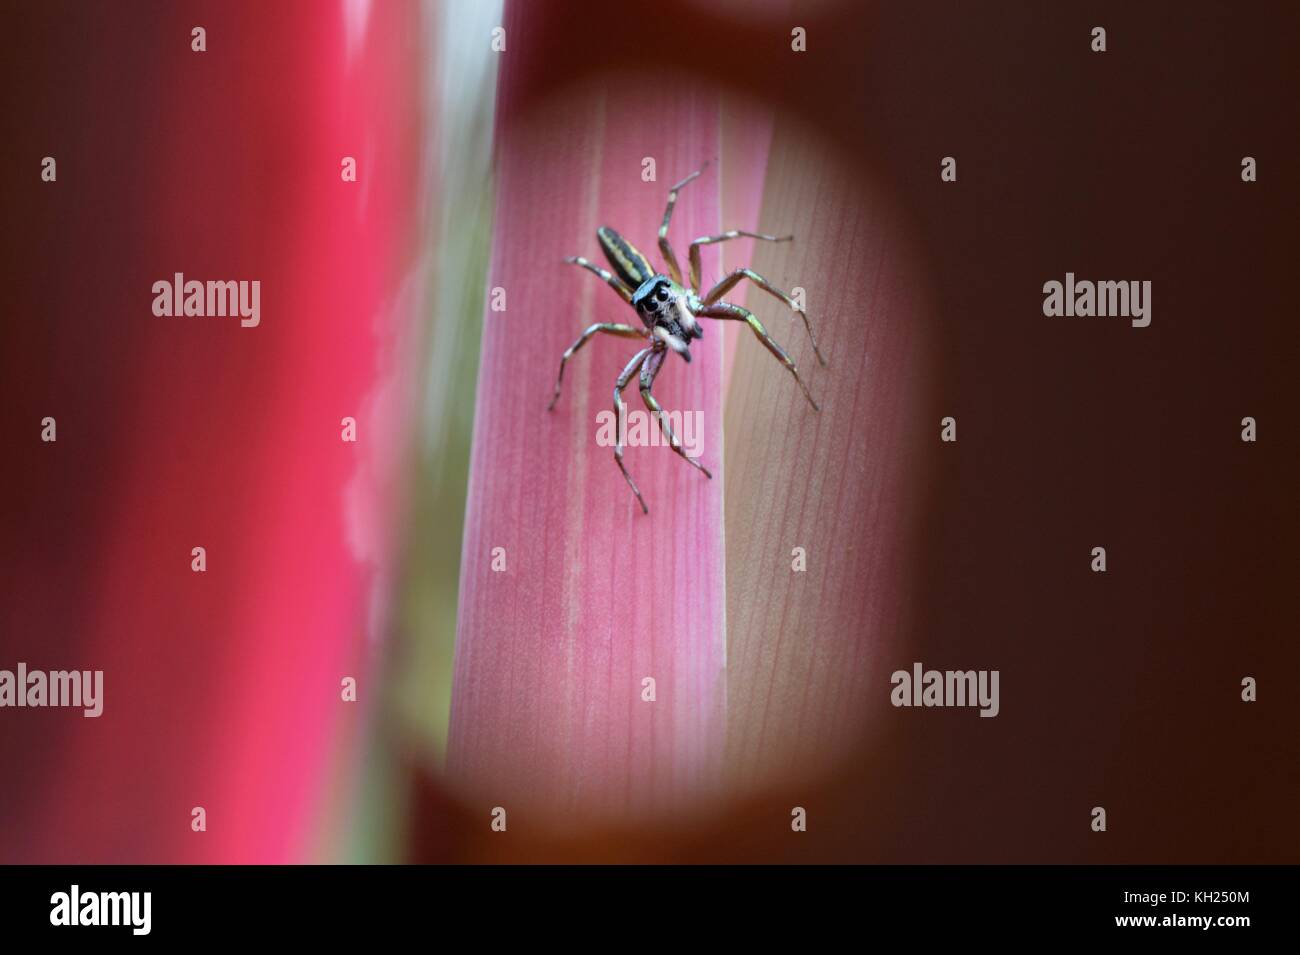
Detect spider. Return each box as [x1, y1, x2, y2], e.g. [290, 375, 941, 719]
[547, 165, 825, 514]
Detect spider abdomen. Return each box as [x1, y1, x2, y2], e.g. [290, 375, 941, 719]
[596, 226, 654, 289]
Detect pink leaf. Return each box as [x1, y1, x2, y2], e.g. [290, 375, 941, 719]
[447, 10, 743, 826]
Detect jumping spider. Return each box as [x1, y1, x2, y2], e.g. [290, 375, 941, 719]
[547, 165, 825, 514]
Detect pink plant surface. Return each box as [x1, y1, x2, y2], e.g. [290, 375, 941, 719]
[447, 69, 730, 822]
[447, 1, 932, 833]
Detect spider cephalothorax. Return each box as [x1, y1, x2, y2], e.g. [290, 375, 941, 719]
[631, 275, 702, 360]
[548, 165, 825, 514]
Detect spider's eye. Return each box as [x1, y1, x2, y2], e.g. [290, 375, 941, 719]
[656, 286, 670, 301]
[643, 299, 657, 312]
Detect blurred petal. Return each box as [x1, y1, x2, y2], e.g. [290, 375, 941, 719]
[723, 123, 936, 791]
[0, 0, 428, 863]
[718, 93, 776, 393]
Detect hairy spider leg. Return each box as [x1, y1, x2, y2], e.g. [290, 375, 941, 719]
[614, 347, 654, 513]
[694, 301, 820, 411]
[686, 229, 791, 294]
[548, 322, 648, 410]
[639, 349, 713, 480]
[657, 166, 707, 286]
[563, 256, 634, 304]
[702, 266, 825, 365]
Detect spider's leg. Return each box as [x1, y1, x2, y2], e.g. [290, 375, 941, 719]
[658, 166, 707, 287]
[702, 267, 825, 365]
[640, 350, 713, 480]
[548, 323, 648, 411]
[614, 347, 654, 514]
[564, 256, 634, 304]
[686, 230, 791, 294]
[695, 301, 819, 411]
